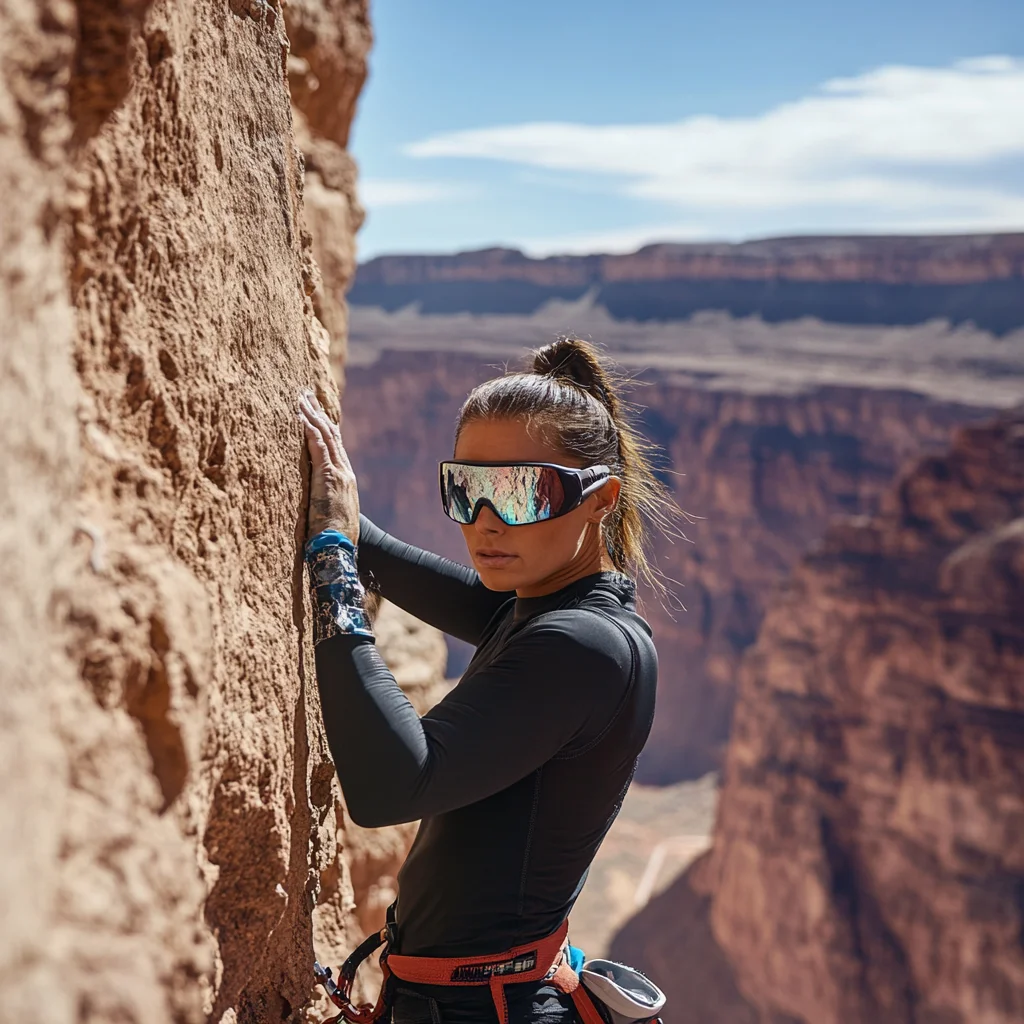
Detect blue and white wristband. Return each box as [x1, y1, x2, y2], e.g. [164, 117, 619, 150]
[305, 530, 374, 644]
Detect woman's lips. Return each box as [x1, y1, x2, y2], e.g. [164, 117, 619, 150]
[475, 550, 518, 568]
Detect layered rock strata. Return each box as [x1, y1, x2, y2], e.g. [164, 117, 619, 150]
[340, 349, 995, 780]
[0, 3, 438, 1023]
[614, 411, 1024, 1024]
[350, 236, 1024, 332]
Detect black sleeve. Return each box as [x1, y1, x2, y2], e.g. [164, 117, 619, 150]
[314, 618, 632, 828]
[357, 514, 513, 646]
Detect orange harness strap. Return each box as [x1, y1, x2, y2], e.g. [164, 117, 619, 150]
[384, 920, 605, 1024]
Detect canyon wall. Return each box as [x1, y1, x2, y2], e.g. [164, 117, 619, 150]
[0, 2, 438, 1022]
[349, 236, 1024, 332]
[613, 410, 1024, 1024]
[285, 0, 369, 376]
[341, 349, 995, 781]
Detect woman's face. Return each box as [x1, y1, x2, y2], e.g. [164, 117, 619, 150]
[452, 417, 620, 594]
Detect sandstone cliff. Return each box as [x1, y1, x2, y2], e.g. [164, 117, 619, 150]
[340, 349, 997, 781]
[0, 3, 439, 1022]
[350, 236, 1024, 332]
[613, 410, 1024, 1024]
[284, 0, 369, 375]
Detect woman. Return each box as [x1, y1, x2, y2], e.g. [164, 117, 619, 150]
[299, 337, 676, 1024]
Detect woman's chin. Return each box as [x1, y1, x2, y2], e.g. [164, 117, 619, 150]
[474, 561, 525, 590]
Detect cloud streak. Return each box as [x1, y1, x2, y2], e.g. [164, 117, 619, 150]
[360, 179, 458, 207]
[405, 57, 1024, 229]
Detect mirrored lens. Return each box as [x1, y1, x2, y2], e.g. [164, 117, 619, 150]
[441, 463, 566, 525]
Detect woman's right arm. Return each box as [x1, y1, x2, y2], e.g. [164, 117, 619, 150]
[358, 514, 513, 646]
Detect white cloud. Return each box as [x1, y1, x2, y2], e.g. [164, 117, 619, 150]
[359, 179, 457, 207]
[517, 223, 714, 258]
[404, 57, 1024, 229]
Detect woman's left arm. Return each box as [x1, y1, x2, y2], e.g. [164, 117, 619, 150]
[315, 619, 630, 828]
[299, 389, 631, 825]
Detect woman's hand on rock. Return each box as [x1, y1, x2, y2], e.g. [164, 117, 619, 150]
[299, 390, 360, 544]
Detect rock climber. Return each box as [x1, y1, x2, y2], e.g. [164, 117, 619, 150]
[298, 337, 678, 1024]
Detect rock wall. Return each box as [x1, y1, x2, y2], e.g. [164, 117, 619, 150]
[0, 2, 442, 1022]
[284, 0, 369, 376]
[340, 349, 993, 780]
[613, 410, 1024, 1024]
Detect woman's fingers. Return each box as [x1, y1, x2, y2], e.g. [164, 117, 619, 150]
[300, 392, 348, 472]
[300, 396, 338, 467]
[300, 412, 331, 472]
[297, 388, 361, 542]
[302, 415, 333, 473]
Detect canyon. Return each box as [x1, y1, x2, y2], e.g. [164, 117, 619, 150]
[350, 235, 1024, 333]
[612, 409, 1024, 1024]
[2, 1, 1021, 1021]
[341, 303, 1024, 782]
[342, 258, 1024, 1009]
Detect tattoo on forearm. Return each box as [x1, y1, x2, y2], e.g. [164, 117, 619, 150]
[311, 497, 333, 518]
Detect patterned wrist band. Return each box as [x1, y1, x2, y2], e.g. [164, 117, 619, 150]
[304, 530, 374, 644]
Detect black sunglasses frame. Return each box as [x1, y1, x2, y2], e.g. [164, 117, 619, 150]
[438, 460, 613, 526]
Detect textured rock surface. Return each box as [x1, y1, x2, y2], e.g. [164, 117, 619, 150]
[340, 348, 995, 780]
[0, 2, 446, 1022]
[615, 411, 1024, 1023]
[284, 0, 369, 374]
[350, 236, 1024, 332]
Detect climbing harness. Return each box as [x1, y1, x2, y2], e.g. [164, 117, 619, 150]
[314, 925, 394, 1024]
[314, 905, 665, 1024]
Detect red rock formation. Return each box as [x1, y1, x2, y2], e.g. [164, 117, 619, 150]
[357, 235, 1024, 287]
[341, 349, 993, 780]
[614, 410, 1024, 1024]
[0, 3, 440, 1022]
[285, 0, 370, 372]
[350, 236, 1024, 331]
[610, 853, 761, 1024]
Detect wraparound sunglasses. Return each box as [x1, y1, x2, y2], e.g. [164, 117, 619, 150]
[439, 460, 612, 526]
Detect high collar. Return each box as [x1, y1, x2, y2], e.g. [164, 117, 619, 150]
[512, 571, 636, 623]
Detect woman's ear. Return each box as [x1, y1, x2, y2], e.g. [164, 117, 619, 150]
[587, 477, 621, 522]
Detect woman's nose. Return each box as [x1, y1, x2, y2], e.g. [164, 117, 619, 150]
[475, 506, 505, 532]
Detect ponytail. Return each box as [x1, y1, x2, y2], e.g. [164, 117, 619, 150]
[456, 335, 687, 600]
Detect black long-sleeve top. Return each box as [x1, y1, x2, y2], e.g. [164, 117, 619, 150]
[313, 514, 658, 957]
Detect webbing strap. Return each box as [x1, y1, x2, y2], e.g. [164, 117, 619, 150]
[326, 916, 614, 1024]
[340, 927, 388, 987]
[386, 920, 572, 1024]
[570, 985, 610, 1024]
[319, 926, 392, 1024]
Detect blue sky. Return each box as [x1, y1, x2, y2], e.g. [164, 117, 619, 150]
[349, 0, 1024, 259]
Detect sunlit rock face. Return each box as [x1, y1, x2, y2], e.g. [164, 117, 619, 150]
[341, 347, 996, 781]
[0, 3, 451, 1022]
[613, 410, 1024, 1024]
